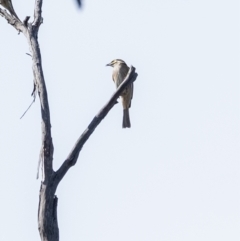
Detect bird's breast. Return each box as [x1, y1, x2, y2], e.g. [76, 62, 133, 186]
[113, 66, 126, 88]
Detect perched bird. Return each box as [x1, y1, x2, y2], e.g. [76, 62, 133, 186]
[106, 59, 133, 128]
[0, 0, 20, 21]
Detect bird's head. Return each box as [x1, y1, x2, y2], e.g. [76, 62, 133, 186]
[106, 59, 126, 67]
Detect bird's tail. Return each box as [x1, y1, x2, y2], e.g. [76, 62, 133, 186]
[123, 109, 131, 128]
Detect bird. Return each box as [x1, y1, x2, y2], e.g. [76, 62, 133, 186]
[106, 59, 133, 128]
[0, 0, 20, 21]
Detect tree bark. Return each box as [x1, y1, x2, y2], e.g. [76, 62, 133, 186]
[38, 180, 59, 241]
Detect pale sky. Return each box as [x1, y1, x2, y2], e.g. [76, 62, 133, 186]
[0, 0, 239, 240]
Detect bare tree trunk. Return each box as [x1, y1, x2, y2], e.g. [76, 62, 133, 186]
[0, 1, 138, 240]
[38, 181, 59, 241]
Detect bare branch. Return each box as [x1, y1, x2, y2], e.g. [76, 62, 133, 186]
[16, 0, 53, 180]
[32, 0, 43, 28]
[19, 96, 36, 119]
[28, 31, 53, 180]
[23, 16, 30, 27]
[1, 2, 52, 181]
[55, 66, 138, 184]
[0, 8, 26, 34]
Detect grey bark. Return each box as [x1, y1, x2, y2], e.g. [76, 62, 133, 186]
[0, 1, 138, 241]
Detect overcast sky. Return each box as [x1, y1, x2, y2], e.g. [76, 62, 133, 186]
[0, 0, 239, 240]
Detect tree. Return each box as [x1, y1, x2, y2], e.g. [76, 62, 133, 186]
[0, 1, 137, 240]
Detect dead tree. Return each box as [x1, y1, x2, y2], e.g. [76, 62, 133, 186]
[0, 1, 138, 240]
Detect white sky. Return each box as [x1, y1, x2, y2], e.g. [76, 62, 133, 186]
[0, 0, 239, 240]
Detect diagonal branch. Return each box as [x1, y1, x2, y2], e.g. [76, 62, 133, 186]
[0, 8, 26, 34]
[55, 66, 138, 185]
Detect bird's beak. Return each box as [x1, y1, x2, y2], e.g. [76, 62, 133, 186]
[106, 63, 111, 67]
